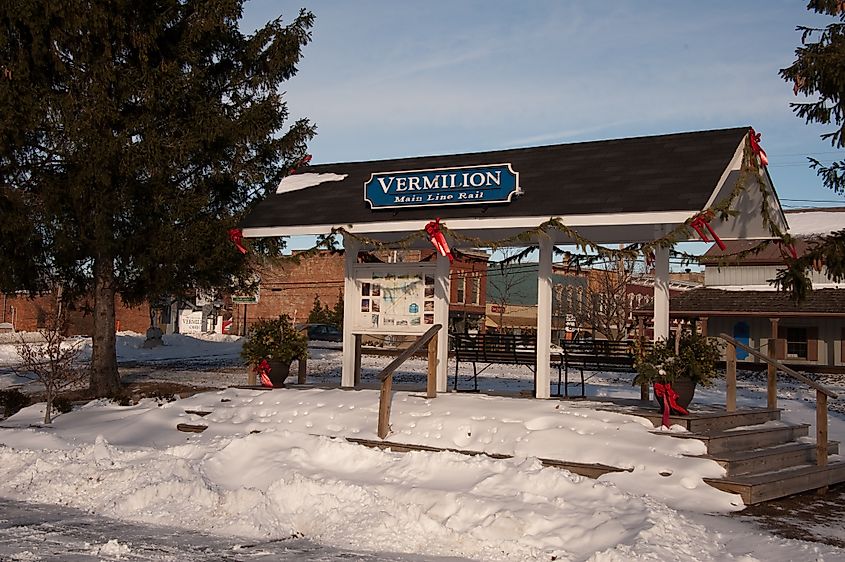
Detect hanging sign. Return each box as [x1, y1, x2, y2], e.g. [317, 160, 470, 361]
[364, 163, 521, 209]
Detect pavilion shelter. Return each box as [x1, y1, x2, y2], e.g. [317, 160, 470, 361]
[240, 127, 787, 398]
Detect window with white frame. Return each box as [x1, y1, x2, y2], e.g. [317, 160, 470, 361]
[469, 276, 480, 305]
[786, 327, 808, 359]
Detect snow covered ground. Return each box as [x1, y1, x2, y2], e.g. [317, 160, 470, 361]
[0, 332, 844, 561]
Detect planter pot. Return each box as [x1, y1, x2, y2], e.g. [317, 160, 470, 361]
[654, 377, 697, 413]
[266, 360, 292, 387]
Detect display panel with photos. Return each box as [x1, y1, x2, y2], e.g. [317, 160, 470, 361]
[352, 264, 437, 333]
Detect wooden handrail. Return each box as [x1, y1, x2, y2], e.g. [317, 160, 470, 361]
[718, 334, 837, 398]
[378, 324, 442, 382]
[377, 324, 442, 439]
[718, 332, 836, 468]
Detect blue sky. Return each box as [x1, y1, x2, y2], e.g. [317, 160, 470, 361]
[240, 1, 842, 249]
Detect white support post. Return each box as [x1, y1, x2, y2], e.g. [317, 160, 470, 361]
[341, 234, 361, 387]
[653, 244, 670, 342]
[535, 235, 553, 399]
[434, 253, 451, 392]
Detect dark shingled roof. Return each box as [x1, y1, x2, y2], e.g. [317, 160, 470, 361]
[668, 288, 845, 316]
[699, 239, 814, 266]
[241, 127, 750, 230]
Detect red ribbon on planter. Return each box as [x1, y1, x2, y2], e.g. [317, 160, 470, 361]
[689, 211, 726, 251]
[254, 359, 274, 387]
[749, 128, 769, 167]
[425, 218, 453, 262]
[228, 228, 248, 255]
[654, 382, 689, 427]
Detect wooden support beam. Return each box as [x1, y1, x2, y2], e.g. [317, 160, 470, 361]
[427, 335, 437, 399]
[297, 356, 307, 384]
[768, 318, 779, 410]
[354, 334, 363, 387]
[767, 337, 778, 410]
[726, 342, 737, 412]
[817, 391, 828, 468]
[377, 375, 393, 439]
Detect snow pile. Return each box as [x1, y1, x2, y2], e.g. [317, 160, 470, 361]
[276, 172, 347, 194]
[0, 386, 743, 561]
[0, 336, 843, 560]
[0, 331, 245, 371]
[786, 209, 845, 237]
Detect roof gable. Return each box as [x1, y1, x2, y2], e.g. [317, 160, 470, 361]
[242, 127, 751, 235]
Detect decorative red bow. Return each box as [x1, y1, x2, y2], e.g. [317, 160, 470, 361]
[228, 228, 248, 254]
[778, 241, 798, 260]
[645, 251, 655, 269]
[254, 359, 274, 387]
[654, 382, 689, 427]
[289, 154, 312, 175]
[749, 128, 769, 167]
[689, 211, 726, 251]
[425, 219, 453, 262]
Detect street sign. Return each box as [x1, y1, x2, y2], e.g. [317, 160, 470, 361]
[565, 314, 576, 333]
[232, 293, 259, 305]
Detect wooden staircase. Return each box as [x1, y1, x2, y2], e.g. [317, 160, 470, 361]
[636, 405, 845, 504]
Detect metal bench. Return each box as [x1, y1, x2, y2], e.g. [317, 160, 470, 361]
[557, 339, 649, 397]
[451, 333, 564, 392]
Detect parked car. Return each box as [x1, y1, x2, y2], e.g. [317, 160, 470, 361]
[298, 323, 342, 342]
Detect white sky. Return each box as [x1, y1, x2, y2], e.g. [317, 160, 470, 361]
[241, 1, 843, 212]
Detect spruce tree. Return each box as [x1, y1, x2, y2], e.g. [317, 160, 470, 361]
[776, 1, 845, 298]
[0, 1, 315, 395]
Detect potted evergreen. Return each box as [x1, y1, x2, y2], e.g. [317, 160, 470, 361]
[241, 315, 308, 387]
[633, 331, 722, 417]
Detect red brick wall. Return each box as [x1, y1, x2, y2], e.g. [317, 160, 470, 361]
[232, 251, 345, 334]
[2, 292, 150, 335]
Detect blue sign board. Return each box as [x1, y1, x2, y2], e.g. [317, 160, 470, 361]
[364, 163, 521, 209]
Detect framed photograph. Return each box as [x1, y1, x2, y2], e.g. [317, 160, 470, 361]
[361, 299, 370, 312]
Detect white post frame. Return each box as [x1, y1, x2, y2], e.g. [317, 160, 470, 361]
[435, 253, 451, 392]
[653, 241, 670, 343]
[535, 235, 553, 399]
[341, 234, 361, 387]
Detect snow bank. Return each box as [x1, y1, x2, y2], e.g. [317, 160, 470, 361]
[0, 385, 748, 561]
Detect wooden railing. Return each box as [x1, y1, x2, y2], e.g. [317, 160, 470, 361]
[718, 333, 838, 467]
[377, 324, 442, 439]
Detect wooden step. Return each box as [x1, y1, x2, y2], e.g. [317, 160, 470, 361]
[665, 423, 810, 454]
[635, 407, 781, 433]
[705, 441, 839, 476]
[344, 437, 631, 479]
[705, 460, 845, 504]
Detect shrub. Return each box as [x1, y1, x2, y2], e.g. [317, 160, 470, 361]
[633, 331, 722, 387]
[0, 388, 30, 419]
[241, 315, 308, 367]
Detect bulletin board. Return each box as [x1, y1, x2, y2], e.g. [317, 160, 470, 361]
[351, 263, 438, 334]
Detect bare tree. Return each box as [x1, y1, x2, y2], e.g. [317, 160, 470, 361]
[575, 257, 642, 341]
[14, 293, 87, 424]
[486, 249, 531, 332]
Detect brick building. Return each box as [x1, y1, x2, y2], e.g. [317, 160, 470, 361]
[1, 291, 151, 334]
[230, 251, 345, 335]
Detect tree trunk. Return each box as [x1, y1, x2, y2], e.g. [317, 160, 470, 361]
[89, 255, 121, 396]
